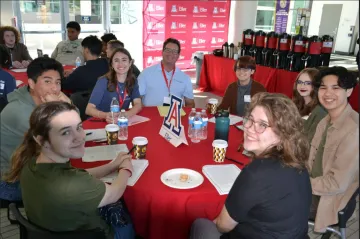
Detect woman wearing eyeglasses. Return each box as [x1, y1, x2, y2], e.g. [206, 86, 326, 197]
[191, 92, 312, 239]
[217, 56, 266, 117]
[292, 68, 327, 142]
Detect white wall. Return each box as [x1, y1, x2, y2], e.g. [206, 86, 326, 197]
[0, 1, 14, 26]
[308, 0, 359, 52]
[228, 0, 257, 45]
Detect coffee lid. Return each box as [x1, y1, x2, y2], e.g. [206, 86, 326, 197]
[132, 136, 148, 145]
[212, 139, 228, 148]
[105, 124, 119, 132]
[208, 98, 218, 104]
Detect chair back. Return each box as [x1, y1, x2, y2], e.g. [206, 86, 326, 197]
[0, 97, 8, 113]
[70, 90, 92, 121]
[9, 203, 107, 239]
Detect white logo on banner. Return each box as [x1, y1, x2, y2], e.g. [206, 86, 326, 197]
[219, 23, 225, 28]
[193, 6, 199, 13]
[213, 7, 218, 14]
[154, 56, 162, 61]
[179, 39, 186, 44]
[147, 56, 153, 65]
[193, 22, 198, 29]
[155, 40, 162, 46]
[147, 22, 153, 29]
[148, 4, 155, 12]
[192, 38, 198, 45]
[147, 39, 154, 46]
[211, 37, 217, 44]
[171, 22, 177, 29]
[200, 7, 207, 12]
[218, 38, 224, 43]
[179, 55, 185, 60]
[178, 23, 186, 28]
[171, 5, 177, 12]
[212, 22, 217, 29]
[199, 23, 206, 28]
[179, 6, 187, 11]
[220, 8, 226, 13]
[154, 22, 164, 29]
[156, 5, 164, 11]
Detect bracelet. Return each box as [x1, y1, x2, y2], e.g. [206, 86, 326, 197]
[119, 167, 132, 177]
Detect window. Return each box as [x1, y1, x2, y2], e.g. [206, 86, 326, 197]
[258, 0, 276, 8]
[255, 0, 275, 32]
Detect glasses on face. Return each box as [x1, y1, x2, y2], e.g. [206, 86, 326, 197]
[243, 117, 270, 134]
[296, 80, 312, 86]
[235, 67, 252, 72]
[163, 48, 179, 55]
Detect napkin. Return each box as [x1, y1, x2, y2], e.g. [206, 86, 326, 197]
[202, 164, 241, 195]
[82, 144, 128, 162]
[157, 106, 186, 117]
[128, 115, 150, 126]
[101, 159, 149, 186]
[208, 114, 243, 125]
[85, 129, 107, 141]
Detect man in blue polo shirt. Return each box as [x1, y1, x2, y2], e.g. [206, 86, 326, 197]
[138, 38, 195, 107]
[0, 45, 16, 108]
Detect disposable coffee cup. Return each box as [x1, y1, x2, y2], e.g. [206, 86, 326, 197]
[212, 139, 228, 163]
[207, 98, 219, 115]
[132, 136, 148, 159]
[105, 124, 119, 145]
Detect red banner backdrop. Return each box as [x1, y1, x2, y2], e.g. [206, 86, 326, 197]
[143, 0, 231, 70]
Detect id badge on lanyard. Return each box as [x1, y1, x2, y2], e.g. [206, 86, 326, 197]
[161, 62, 175, 106]
[116, 84, 127, 109]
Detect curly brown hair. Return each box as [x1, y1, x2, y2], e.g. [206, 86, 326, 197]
[245, 92, 310, 171]
[292, 68, 319, 116]
[0, 26, 20, 44]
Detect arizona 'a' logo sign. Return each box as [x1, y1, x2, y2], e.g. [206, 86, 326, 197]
[159, 95, 188, 147]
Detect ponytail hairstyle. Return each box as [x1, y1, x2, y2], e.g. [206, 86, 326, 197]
[4, 102, 77, 182]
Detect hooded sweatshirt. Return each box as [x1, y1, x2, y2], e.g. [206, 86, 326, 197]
[51, 39, 84, 66]
[0, 86, 36, 177]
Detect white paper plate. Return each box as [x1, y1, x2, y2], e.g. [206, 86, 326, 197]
[160, 168, 204, 189]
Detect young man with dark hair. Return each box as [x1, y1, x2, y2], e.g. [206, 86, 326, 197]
[0, 57, 71, 201]
[138, 37, 194, 107]
[51, 21, 84, 66]
[100, 33, 117, 58]
[308, 66, 359, 233]
[62, 35, 109, 93]
[0, 45, 16, 105]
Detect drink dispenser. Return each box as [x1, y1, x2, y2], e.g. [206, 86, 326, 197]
[262, 31, 278, 67]
[320, 35, 334, 66]
[286, 34, 306, 72]
[305, 36, 322, 68]
[241, 29, 254, 56]
[251, 30, 266, 64]
[222, 42, 229, 58]
[273, 33, 291, 69]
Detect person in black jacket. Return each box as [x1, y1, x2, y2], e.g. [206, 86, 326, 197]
[62, 35, 109, 93]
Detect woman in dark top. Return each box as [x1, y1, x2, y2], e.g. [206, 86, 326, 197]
[190, 92, 312, 239]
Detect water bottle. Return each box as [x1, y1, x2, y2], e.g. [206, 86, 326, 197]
[215, 110, 230, 142]
[75, 57, 81, 68]
[187, 108, 196, 138]
[200, 109, 208, 140]
[191, 112, 202, 143]
[117, 110, 128, 140]
[110, 97, 120, 123]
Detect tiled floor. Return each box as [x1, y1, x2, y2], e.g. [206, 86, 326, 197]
[1, 57, 358, 238]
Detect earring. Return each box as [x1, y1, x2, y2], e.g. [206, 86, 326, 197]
[276, 144, 283, 151]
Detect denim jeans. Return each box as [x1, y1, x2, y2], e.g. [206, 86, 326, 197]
[113, 223, 135, 239]
[0, 180, 22, 201]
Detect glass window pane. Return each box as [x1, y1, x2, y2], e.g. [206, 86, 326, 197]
[255, 10, 275, 31]
[20, 0, 62, 24]
[23, 33, 62, 59]
[258, 0, 275, 8]
[68, 0, 103, 33]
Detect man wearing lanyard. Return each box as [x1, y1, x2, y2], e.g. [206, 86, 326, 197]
[138, 38, 195, 107]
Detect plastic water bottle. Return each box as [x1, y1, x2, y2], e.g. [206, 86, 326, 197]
[75, 57, 81, 68]
[117, 110, 128, 140]
[188, 108, 196, 138]
[200, 109, 208, 140]
[191, 112, 202, 143]
[110, 97, 120, 123]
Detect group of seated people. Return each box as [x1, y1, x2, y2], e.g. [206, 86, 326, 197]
[0, 20, 358, 239]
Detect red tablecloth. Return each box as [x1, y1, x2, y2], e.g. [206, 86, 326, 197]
[199, 54, 359, 111]
[71, 107, 249, 239]
[6, 65, 74, 88]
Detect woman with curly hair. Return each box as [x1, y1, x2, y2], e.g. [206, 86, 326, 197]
[191, 92, 312, 239]
[0, 26, 32, 68]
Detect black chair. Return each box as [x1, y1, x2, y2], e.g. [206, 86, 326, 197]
[0, 97, 8, 113]
[0, 198, 23, 224]
[308, 188, 358, 239]
[70, 90, 92, 121]
[9, 203, 107, 239]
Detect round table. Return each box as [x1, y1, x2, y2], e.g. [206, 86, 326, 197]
[71, 107, 249, 239]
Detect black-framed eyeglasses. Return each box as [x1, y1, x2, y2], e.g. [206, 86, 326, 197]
[296, 80, 312, 86]
[235, 67, 253, 72]
[243, 117, 270, 134]
[163, 48, 179, 55]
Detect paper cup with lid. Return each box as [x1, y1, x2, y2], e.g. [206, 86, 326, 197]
[132, 136, 148, 159]
[212, 139, 228, 163]
[207, 98, 219, 115]
[105, 124, 119, 145]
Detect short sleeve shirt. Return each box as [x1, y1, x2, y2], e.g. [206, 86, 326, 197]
[89, 77, 141, 112]
[0, 69, 16, 102]
[138, 63, 194, 106]
[20, 158, 112, 238]
[222, 158, 312, 239]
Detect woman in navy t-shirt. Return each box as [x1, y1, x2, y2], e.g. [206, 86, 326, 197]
[86, 48, 142, 123]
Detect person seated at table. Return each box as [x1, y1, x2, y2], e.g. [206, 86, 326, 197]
[217, 56, 266, 116]
[101, 33, 117, 58]
[0, 57, 71, 202]
[0, 26, 32, 69]
[85, 48, 142, 122]
[138, 38, 195, 107]
[308, 66, 359, 233]
[0, 45, 16, 105]
[106, 40, 141, 78]
[191, 92, 312, 239]
[4, 101, 135, 238]
[51, 21, 84, 66]
[62, 35, 109, 93]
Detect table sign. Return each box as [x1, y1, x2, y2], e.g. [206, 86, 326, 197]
[159, 94, 188, 147]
